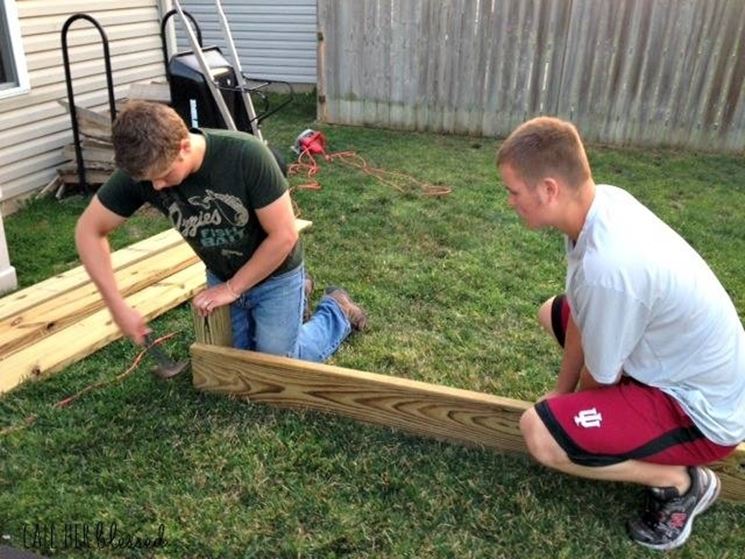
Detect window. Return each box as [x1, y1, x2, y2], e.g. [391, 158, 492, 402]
[0, 0, 29, 98]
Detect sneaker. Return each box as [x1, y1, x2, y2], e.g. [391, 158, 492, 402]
[627, 466, 721, 551]
[324, 286, 368, 331]
[303, 273, 314, 322]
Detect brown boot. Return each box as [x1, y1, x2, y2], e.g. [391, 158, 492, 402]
[325, 286, 368, 331]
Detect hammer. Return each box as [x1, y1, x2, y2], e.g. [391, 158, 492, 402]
[144, 333, 189, 379]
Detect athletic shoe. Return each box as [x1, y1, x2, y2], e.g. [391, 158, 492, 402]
[325, 286, 368, 331]
[627, 466, 721, 550]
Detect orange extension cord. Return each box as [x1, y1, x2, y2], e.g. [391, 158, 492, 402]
[288, 142, 453, 198]
[0, 333, 177, 437]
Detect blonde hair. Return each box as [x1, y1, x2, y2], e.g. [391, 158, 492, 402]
[496, 116, 591, 188]
[112, 101, 189, 180]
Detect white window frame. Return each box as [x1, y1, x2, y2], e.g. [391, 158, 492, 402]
[0, 0, 30, 99]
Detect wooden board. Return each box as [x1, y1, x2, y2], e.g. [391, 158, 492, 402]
[58, 99, 112, 139]
[191, 343, 530, 453]
[0, 242, 198, 357]
[62, 144, 115, 165]
[0, 229, 185, 320]
[0, 219, 312, 393]
[127, 82, 171, 104]
[192, 305, 232, 348]
[190, 344, 745, 502]
[0, 263, 206, 394]
[58, 169, 112, 185]
[0, 220, 310, 323]
[59, 161, 115, 173]
[79, 138, 114, 150]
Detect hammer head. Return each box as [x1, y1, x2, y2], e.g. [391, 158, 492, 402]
[151, 359, 190, 380]
[145, 334, 190, 380]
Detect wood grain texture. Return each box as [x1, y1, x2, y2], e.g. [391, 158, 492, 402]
[62, 144, 115, 165]
[715, 448, 745, 502]
[188, 218, 314, 344]
[0, 218, 310, 393]
[192, 305, 232, 347]
[0, 263, 206, 393]
[191, 343, 530, 454]
[318, 0, 745, 152]
[0, 242, 198, 357]
[0, 220, 310, 321]
[127, 82, 172, 104]
[190, 343, 745, 502]
[0, 229, 185, 320]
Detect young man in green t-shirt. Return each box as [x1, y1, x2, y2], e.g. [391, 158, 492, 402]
[76, 101, 366, 360]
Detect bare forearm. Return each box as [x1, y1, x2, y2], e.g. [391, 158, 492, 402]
[223, 191, 300, 294]
[75, 227, 127, 312]
[74, 197, 148, 343]
[555, 314, 585, 393]
[228, 231, 298, 294]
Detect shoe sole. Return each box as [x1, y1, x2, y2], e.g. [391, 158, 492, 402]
[633, 468, 721, 551]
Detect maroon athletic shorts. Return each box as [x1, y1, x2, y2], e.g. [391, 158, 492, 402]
[537, 294, 737, 467]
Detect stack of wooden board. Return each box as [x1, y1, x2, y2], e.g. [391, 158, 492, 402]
[55, 83, 172, 195]
[0, 229, 204, 394]
[57, 101, 116, 190]
[0, 218, 312, 394]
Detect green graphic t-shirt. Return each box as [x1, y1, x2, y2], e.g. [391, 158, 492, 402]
[97, 129, 303, 282]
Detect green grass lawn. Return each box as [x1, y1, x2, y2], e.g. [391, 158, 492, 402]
[1, 93, 744, 558]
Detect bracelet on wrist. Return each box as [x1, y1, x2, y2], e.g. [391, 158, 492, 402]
[225, 280, 240, 298]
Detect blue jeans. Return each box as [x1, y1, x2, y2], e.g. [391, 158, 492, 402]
[206, 265, 351, 362]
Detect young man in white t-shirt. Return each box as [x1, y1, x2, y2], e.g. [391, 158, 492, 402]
[497, 116, 745, 550]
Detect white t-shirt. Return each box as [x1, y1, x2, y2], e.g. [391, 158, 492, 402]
[566, 184, 745, 445]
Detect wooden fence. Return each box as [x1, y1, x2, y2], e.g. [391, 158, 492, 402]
[317, 0, 745, 152]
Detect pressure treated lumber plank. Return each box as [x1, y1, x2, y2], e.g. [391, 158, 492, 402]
[717, 450, 745, 502]
[0, 263, 206, 394]
[0, 219, 311, 393]
[127, 81, 171, 104]
[0, 228, 184, 320]
[191, 343, 530, 453]
[0, 242, 199, 358]
[0, 219, 312, 321]
[62, 144, 115, 164]
[190, 344, 745, 502]
[192, 305, 232, 348]
[59, 170, 112, 185]
[58, 100, 112, 139]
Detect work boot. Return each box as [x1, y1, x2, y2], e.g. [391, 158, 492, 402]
[325, 286, 368, 331]
[303, 273, 314, 322]
[626, 466, 721, 551]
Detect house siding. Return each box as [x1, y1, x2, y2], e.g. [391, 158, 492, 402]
[173, 0, 317, 84]
[0, 0, 170, 206]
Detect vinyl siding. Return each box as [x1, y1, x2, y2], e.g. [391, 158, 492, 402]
[173, 0, 317, 84]
[0, 0, 169, 205]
